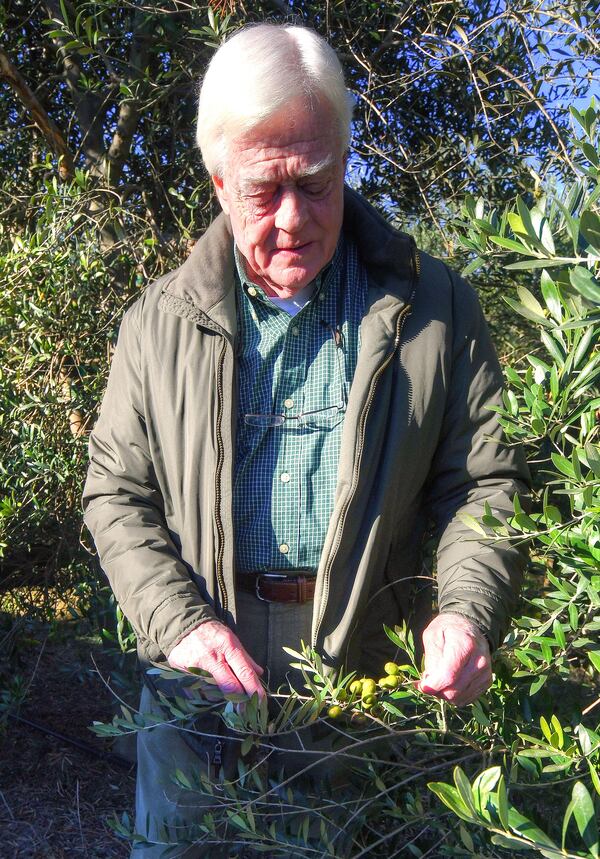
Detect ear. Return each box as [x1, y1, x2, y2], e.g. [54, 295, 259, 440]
[212, 174, 230, 216]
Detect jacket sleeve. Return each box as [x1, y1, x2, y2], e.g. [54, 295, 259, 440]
[81, 304, 218, 660]
[423, 269, 531, 651]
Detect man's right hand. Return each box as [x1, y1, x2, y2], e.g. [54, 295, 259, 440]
[167, 620, 265, 699]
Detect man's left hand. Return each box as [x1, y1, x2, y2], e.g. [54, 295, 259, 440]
[418, 612, 492, 705]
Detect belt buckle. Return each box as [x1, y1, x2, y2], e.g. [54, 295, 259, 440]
[254, 572, 286, 603]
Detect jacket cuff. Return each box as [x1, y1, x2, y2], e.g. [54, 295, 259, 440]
[438, 610, 494, 652]
[148, 595, 219, 658]
[438, 589, 509, 652]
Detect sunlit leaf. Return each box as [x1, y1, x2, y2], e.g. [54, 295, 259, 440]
[581, 210, 600, 252]
[428, 782, 477, 823]
[570, 267, 600, 304]
[565, 782, 600, 858]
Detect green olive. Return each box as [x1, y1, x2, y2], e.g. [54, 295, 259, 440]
[362, 679, 377, 695]
[327, 705, 343, 719]
[362, 693, 377, 708]
[384, 662, 400, 676]
[349, 680, 363, 695]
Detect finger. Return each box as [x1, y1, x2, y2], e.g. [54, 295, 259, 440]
[206, 656, 246, 696]
[423, 623, 484, 690]
[420, 638, 491, 695]
[421, 623, 445, 674]
[430, 658, 492, 705]
[226, 649, 266, 699]
[218, 629, 265, 679]
[453, 661, 493, 705]
[423, 652, 477, 693]
[248, 655, 265, 676]
[439, 674, 491, 706]
[420, 643, 469, 691]
[419, 635, 446, 690]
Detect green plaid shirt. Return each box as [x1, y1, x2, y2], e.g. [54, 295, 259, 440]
[233, 236, 368, 573]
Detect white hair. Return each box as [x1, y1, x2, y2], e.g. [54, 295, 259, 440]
[196, 24, 354, 176]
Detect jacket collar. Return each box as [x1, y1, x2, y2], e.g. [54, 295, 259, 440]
[342, 186, 415, 296]
[158, 185, 416, 336]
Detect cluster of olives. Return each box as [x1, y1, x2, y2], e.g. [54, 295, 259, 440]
[327, 662, 402, 720]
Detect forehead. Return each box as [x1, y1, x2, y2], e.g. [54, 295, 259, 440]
[226, 100, 341, 184]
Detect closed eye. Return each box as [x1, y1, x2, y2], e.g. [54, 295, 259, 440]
[300, 179, 330, 197]
[242, 188, 277, 213]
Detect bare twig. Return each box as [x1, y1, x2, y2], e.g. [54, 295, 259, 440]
[44, 0, 106, 172]
[0, 47, 74, 178]
[494, 63, 578, 172]
[0, 790, 15, 821]
[582, 695, 600, 716]
[105, 9, 153, 186]
[75, 779, 85, 850]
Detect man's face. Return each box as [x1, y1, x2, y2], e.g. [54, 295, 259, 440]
[212, 97, 346, 298]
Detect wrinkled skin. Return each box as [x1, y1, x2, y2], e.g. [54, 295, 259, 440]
[168, 620, 265, 700]
[169, 611, 492, 706]
[418, 612, 492, 705]
[212, 95, 346, 299]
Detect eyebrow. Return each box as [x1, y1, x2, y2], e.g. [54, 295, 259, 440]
[239, 156, 337, 191]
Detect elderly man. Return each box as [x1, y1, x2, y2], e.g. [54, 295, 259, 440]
[83, 22, 529, 858]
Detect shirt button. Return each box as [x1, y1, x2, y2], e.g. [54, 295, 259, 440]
[248, 286, 257, 297]
[280, 472, 290, 483]
[319, 293, 326, 302]
[283, 398, 294, 409]
[291, 326, 299, 336]
[279, 543, 289, 554]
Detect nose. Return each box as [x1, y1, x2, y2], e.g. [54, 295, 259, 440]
[274, 187, 308, 233]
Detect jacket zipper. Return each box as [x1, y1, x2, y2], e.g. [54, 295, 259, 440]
[214, 339, 229, 617]
[211, 245, 420, 631]
[311, 242, 420, 651]
[212, 739, 223, 777]
[311, 301, 413, 649]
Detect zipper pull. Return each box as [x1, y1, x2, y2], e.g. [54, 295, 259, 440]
[212, 739, 223, 776]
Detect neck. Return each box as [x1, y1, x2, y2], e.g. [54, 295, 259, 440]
[241, 258, 308, 300]
[260, 280, 304, 300]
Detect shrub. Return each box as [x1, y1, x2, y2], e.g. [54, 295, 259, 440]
[0, 165, 166, 604]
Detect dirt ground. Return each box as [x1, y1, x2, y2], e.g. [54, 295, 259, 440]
[0, 622, 137, 859]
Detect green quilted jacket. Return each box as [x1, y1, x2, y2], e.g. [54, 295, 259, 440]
[82, 187, 530, 675]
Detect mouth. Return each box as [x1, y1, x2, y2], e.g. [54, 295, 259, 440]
[274, 242, 312, 254]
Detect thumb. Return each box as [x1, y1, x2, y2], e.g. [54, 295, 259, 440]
[420, 625, 445, 679]
[420, 625, 459, 692]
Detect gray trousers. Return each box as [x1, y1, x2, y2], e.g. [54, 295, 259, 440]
[132, 591, 357, 858]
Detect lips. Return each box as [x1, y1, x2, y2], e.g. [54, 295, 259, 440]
[274, 242, 312, 253]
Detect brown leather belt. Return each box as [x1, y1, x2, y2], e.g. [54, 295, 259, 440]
[236, 571, 316, 604]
